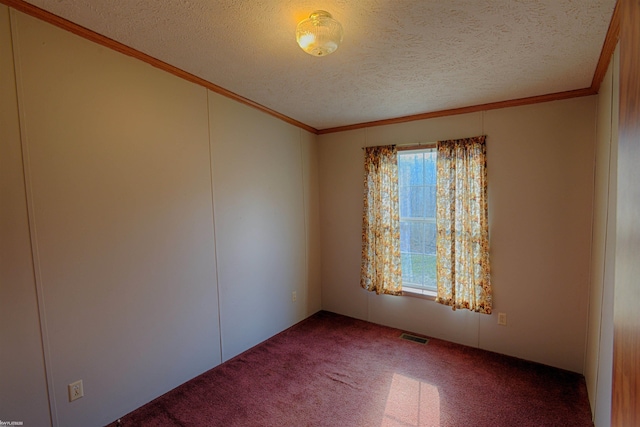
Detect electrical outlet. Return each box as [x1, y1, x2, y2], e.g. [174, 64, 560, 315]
[498, 312, 507, 326]
[292, 291, 297, 302]
[68, 380, 84, 402]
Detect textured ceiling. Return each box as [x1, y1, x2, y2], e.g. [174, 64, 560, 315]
[22, 0, 616, 130]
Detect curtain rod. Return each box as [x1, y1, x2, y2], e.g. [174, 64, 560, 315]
[361, 142, 436, 151]
[397, 143, 436, 151]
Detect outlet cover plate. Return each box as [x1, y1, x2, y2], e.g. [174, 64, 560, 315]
[68, 380, 84, 402]
[498, 312, 507, 326]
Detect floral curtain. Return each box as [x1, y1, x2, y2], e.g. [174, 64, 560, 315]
[435, 136, 492, 313]
[360, 145, 402, 295]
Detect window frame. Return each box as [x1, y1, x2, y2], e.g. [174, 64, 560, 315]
[397, 144, 438, 300]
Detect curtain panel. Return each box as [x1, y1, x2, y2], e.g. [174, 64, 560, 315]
[435, 136, 492, 314]
[360, 145, 402, 295]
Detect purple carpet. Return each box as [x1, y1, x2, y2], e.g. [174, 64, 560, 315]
[109, 311, 593, 426]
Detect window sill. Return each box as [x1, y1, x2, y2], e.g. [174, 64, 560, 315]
[402, 286, 436, 301]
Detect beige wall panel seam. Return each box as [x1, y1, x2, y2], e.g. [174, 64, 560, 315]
[585, 69, 606, 414]
[9, 8, 58, 426]
[594, 46, 618, 425]
[206, 89, 224, 365]
[584, 88, 601, 379]
[299, 129, 309, 312]
[589, 59, 606, 424]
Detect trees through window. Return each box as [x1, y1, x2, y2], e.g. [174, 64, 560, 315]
[398, 148, 437, 294]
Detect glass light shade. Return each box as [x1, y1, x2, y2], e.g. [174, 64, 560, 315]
[296, 11, 343, 57]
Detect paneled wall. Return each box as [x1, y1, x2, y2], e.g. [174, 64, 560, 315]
[0, 6, 51, 426]
[13, 9, 220, 426]
[0, 6, 320, 427]
[209, 93, 315, 360]
[585, 45, 618, 427]
[319, 98, 596, 373]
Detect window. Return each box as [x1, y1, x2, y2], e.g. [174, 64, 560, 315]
[397, 148, 437, 296]
[361, 137, 491, 312]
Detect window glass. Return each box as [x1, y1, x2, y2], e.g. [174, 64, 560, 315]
[398, 148, 437, 292]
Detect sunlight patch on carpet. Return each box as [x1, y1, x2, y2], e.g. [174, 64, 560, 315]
[382, 373, 440, 426]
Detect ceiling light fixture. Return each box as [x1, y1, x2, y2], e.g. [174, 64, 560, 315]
[296, 11, 343, 57]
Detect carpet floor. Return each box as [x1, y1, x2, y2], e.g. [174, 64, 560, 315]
[108, 311, 593, 426]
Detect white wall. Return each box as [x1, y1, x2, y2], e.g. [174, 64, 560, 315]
[319, 97, 597, 373]
[11, 9, 220, 426]
[302, 130, 323, 316]
[209, 92, 318, 360]
[1, 6, 320, 427]
[0, 6, 51, 426]
[585, 45, 618, 426]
